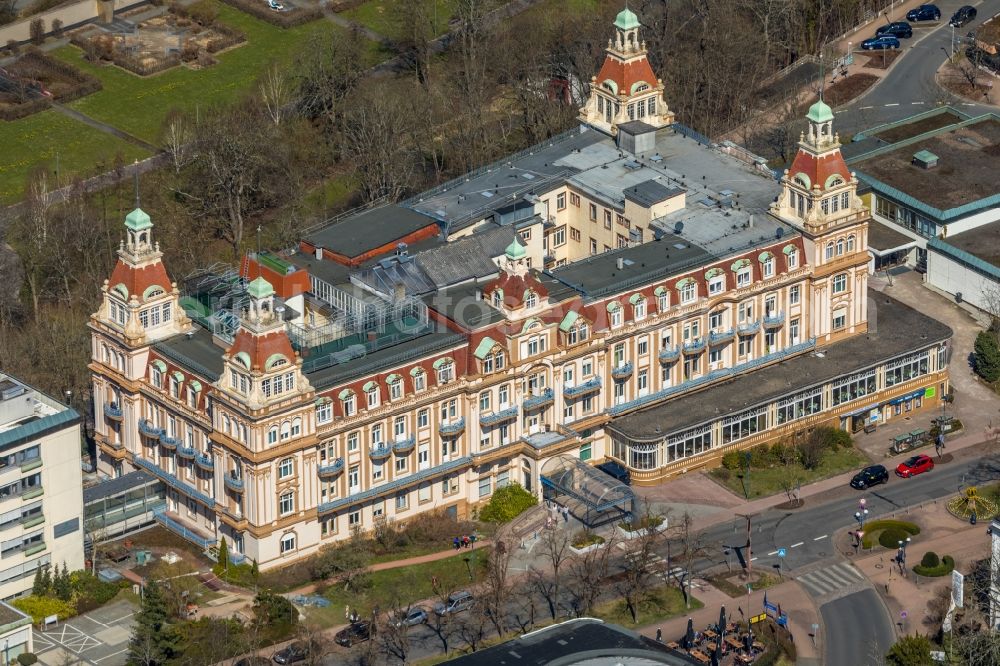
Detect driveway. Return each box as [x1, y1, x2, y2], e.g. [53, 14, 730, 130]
[33, 599, 136, 666]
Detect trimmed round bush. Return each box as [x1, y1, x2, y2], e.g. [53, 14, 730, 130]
[920, 551, 940, 568]
[914, 555, 955, 577]
[878, 528, 909, 549]
[17, 654, 38, 666]
[721, 451, 743, 470]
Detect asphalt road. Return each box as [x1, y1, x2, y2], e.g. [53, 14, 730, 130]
[835, 0, 1000, 135]
[695, 449, 1000, 573]
[822, 589, 897, 665]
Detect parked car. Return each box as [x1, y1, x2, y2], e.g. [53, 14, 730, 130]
[895, 454, 934, 478]
[268, 0, 285, 10]
[335, 621, 373, 647]
[850, 464, 889, 489]
[272, 642, 309, 664]
[861, 35, 901, 50]
[596, 460, 631, 485]
[434, 591, 474, 616]
[950, 5, 976, 27]
[876, 21, 913, 38]
[906, 4, 941, 21]
[390, 607, 428, 628]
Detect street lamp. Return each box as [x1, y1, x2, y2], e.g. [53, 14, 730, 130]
[854, 498, 869, 529]
[896, 537, 911, 573]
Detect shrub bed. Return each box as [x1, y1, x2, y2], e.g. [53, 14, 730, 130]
[216, 0, 322, 28]
[618, 515, 665, 532]
[914, 555, 955, 577]
[0, 48, 102, 119]
[860, 519, 920, 549]
[571, 531, 605, 549]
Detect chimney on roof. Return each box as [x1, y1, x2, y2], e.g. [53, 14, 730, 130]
[912, 150, 938, 170]
[396, 242, 408, 257]
[315, 247, 322, 260]
[748, 214, 754, 228]
[616, 257, 625, 270]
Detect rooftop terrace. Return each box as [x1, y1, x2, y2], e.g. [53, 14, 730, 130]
[935, 218, 1000, 267]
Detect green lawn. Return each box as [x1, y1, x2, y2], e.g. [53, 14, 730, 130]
[303, 549, 490, 627]
[343, 0, 459, 41]
[51, 3, 379, 143]
[710, 447, 870, 501]
[0, 110, 149, 203]
[590, 585, 700, 628]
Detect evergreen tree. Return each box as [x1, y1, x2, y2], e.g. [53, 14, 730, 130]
[31, 566, 46, 597]
[54, 563, 72, 601]
[886, 633, 932, 666]
[974, 331, 1000, 382]
[127, 581, 176, 666]
[40, 565, 51, 596]
[217, 537, 229, 571]
[251, 558, 259, 581]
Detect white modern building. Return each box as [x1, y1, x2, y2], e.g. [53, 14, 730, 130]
[0, 374, 85, 599]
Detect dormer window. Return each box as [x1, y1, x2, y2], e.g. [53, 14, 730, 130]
[411, 369, 426, 392]
[365, 382, 380, 409]
[483, 349, 505, 373]
[737, 266, 752, 288]
[656, 288, 669, 311]
[761, 256, 775, 279]
[388, 375, 403, 400]
[434, 359, 455, 385]
[568, 323, 589, 345]
[340, 390, 356, 417]
[492, 290, 502, 308]
[525, 291, 537, 308]
[632, 297, 647, 320]
[678, 279, 697, 304]
[787, 249, 799, 269]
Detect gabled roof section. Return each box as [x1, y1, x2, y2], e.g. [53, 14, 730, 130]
[788, 149, 851, 193]
[595, 55, 658, 98]
[484, 271, 549, 308]
[226, 329, 296, 373]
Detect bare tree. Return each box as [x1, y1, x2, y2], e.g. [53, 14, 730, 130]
[258, 63, 292, 127]
[565, 536, 612, 617]
[666, 513, 709, 609]
[480, 539, 514, 636]
[532, 528, 572, 620]
[342, 88, 416, 203]
[161, 109, 196, 174]
[454, 600, 491, 653]
[378, 607, 414, 663]
[616, 518, 664, 623]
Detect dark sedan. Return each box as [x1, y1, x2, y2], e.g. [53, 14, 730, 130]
[861, 35, 900, 50]
[272, 642, 309, 664]
[907, 4, 941, 21]
[335, 621, 373, 647]
[850, 464, 889, 489]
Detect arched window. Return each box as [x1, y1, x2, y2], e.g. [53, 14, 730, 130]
[280, 531, 296, 552]
[223, 414, 231, 434]
[278, 457, 294, 478]
[280, 421, 291, 441]
[836, 238, 844, 256]
[525, 290, 537, 308]
[825, 242, 834, 260]
[492, 290, 502, 308]
[493, 350, 505, 370]
[267, 427, 278, 445]
[291, 417, 302, 437]
[847, 235, 856, 253]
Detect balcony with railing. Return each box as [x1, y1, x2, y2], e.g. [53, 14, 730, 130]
[138, 420, 163, 440]
[610, 362, 634, 380]
[480, 406, 518, 427]
[683, 338, 706, 354]
[224, 472, 245, 492]
[195, 453, 214, 472]
[160, 434, 180, 451]
[369, 443, 392, 460]
[133, 456, 215, 508]
[738, 320, 761, 335]
[318, 458, 344, 480]
[763, 312, 785, 329]
[564, 378, 601, 398]
[523, 389, 555, 411]
[104, 403, 123, 421]
[439, 417, 466, 436]
[708, 328, 735, 346]
[392, 436, 416, 454]
[177, 445, 196, 460]
[658, 347, 680, 363]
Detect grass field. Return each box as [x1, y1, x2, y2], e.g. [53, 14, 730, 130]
[51, 3, 379, 143]
[343, 0, 459, 41]
[710, 447, 870, 500]
[303, 549, 490, 627]
[590, 585, 700, 628]
[0, 110, 149, 203]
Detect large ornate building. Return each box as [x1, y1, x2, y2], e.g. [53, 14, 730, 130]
[89, 9, 951, 569]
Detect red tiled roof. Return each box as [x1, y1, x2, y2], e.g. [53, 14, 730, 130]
[788, 149, 851, 192]
[595, 55, 658, 96]
[108, 260, 172, 301]
[484, 271, 548, 308]
[226, 329, 296, 371]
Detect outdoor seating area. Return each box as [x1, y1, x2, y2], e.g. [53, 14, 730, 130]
[665, 609, 771, 666]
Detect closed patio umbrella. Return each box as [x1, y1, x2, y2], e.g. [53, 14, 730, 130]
[685, 618, 695, 649]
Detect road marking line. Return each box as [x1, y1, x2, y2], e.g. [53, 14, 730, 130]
[767, 550, 778, 556]
[813, 535, 828, 541]
[791, 542, 804, 548]
[861, 106, 874, 109]
[884, 103, 900, 107]
[750, 557, 758, 562]
[911, 101, 925, 105]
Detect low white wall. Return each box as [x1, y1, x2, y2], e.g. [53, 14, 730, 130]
[926, 248, 996, 312]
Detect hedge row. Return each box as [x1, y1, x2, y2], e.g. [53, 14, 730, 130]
[914, 555, 955, 577]
[216, 0, 323, 29]
[860, 519, 920, 549]
[0, 96, 49, 121]
[0, 48, 101, 119]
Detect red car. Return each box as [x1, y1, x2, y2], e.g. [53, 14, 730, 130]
[896, 454, 934, 478]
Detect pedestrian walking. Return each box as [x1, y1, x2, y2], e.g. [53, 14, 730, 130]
[453, 536, 460, 550]
[656, 628, 663, 642]
[562, 506, 569, 522]
[463, 535, 471, 548]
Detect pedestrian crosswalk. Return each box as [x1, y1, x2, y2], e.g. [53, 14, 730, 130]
[797, 562, 866, 597]
[621, 548, 703, 589]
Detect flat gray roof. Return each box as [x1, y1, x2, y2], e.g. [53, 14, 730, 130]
[304, 205, 437, 259]
[84, 470, 159, 504]
[624, 179, 685, 207]
[548, 233, 712, 298]
[424, 282, 506, 329]
[154, 328, 226, 381]
[868, 222, 916, 252]
[608, 291, 952, 441]
[936, 218, 1000, 266]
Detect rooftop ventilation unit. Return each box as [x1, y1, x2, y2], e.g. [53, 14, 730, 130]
[650, 153, 663, 163]
[674, 221, 684, 235]
[912, 150, 938, 170]
[623, 160, 642, 170]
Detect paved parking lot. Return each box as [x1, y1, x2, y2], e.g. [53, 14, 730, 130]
[33, 600, 136, 666]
